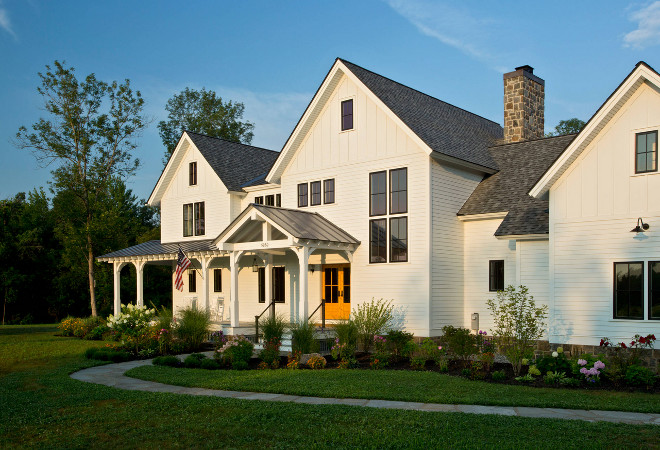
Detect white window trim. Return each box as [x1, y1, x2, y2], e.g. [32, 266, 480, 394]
[630, 125, 659, 177]
[339, 96, 356, 134]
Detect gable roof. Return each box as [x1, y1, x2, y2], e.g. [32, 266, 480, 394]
[530, 61, 660, 198]
[459, 134, 575, 236]
[148, 131, 279, 205]
[185, 131, 279, 192]
[340, 59, 503, 170]
[215, 204, 359, 246]
[266, 58, 503, 183]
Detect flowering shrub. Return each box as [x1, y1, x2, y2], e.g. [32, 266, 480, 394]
[107, 304, 157, 337]
[210, 330, 227, 349]
[259, 338, 281, 369]
[307, 354, 327, 370]
[370, 335, 390, 369]
[353, 298, 394, 351]
[287, 351, 301, 370]
[60, 316, 106, 339]
[535, 349, 571, 375]
[59, 317, 81, 337]
[408, 338, 446, 370]
[577, 359, 605, 383]
[599, 334, 656, 382]
[216, 335, 254, 370]
[440, 325, 476, 363]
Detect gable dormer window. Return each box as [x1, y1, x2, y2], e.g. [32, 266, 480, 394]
[189, 162, 197, 185]
[183, 202, 205, 236]
[635, 131, 657, 174]
[255, 196, 264, 205]
[265, 195, 275, 206]
[341, 99, 353, 131]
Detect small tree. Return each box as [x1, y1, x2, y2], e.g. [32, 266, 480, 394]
[545, 118, 585, 137]
[486, 286, 548, 376]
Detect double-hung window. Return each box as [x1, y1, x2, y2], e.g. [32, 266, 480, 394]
[298, 183, 308, 207]
[341, 99, 353, 131]
[310, 181, 321, 206]
[613, 262, 643, 319]
[183, 202, 205, 236]
[635, 131, 657, 174]
[324, 179, 335, 204]
[189, 162, 197, 185]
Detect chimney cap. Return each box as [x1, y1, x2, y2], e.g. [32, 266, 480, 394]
[515, 65, 534, 74]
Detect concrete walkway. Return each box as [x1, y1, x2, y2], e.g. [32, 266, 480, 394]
[70, 359, 660, 426]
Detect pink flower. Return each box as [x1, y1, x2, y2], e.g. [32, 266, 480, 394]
[438, 346, 443, 351]
[580, 367, 588, 375]
[577, 359, 587, 366]
[593, 360, 605, 370]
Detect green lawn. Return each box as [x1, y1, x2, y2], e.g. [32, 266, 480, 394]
[127, 364, 660, 413]
[1, 325, 659, 449]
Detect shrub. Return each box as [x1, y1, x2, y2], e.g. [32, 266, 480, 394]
[332, 320, 359, 362]
[200, 358, 220, 370]
[153, 355, 181, 367]
[441, 326, 476, 361]
[543, 371, 566, 385]
[209, 330, 227, 349]
[73, 316, 105, 338]
[491, 370, 507, 381]
[107, 304, 157, 337]
[59, 317, 80, 336]
[515, 373, 534, 383]
[107, 351, 131, 362]
[259, 338, 281, 369]
[600, 334, 656, 383]
[407, 338, 446, 371]
[625, 365, 657, 388]
[260, 314, 288, 344]
[535, 352, 572, 375]
[486, 285, 548, 376]
[183, 353, 207, 368]
[386, 330, 414, 361]
[576, 358, 605, 384]
[217, 335, 254, 370]
[559, 377, 581, 387]
[353, 298, 394, 352]
[290, 321, 318, 354]
[528, 365, 541, 376]
[370, 335, 390, 369]
[175, 307, 211, 351]
[156, 307, 174, 331]
[287, 352, 301, 370]
[85, 324, 110, 341]
[307, 354, 327, 369]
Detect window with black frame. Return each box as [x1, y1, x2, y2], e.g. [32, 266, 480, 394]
[183, 204, 193, 237]
[390, 217, 407, 262]
[370, 219, 387, 263]
[390, 168, 407, 214]
[188, 270, 196, 293]
[369, 171, 386, 216]
[298, 183, 308, 207]
[194, 202, 205, 235]
[649, 262, 660, 320]
[213, 269, 222, 292]
[614, 262, 643, 319]
[341, 99, 353, 131]
[489, 260, 504, 292]
[324, 179, 335, 204]
[310, 181, 321, 206]
[635, 131, 658, 174]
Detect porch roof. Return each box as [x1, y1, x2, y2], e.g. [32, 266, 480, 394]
[97, 239, 221, 262]
[215, 204, 360, 247]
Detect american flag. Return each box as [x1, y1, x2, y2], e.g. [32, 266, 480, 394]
[175, 248, 191, 292]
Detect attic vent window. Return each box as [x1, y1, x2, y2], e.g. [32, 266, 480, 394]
[189, 162, 197, 185]
[341, 99, 353, 131]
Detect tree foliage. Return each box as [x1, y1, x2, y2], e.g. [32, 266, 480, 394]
[546, 118, 586, 137]
[157, 87, 254, 162]
[486, 285, 548, 376]
[15, 61, 148, 316]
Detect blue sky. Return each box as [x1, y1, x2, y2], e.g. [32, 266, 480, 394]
[1, 0, 659, 200]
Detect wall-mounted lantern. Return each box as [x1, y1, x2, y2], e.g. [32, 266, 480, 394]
[630, 217, 650, 233]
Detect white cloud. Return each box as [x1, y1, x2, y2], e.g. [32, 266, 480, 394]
[623, 1, 660, 49]
[0, 1, 16, 39]
[384, 0, 502, 69]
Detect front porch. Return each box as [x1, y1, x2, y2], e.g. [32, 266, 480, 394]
[97, 204, 360, 338]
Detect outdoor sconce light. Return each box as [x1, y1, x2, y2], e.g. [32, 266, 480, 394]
[631, 218, 650, 233]
[252, 257, 259, 272]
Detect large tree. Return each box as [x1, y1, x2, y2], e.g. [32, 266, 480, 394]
[157, 87, 254, 163]
[546, 118, 586, 137]
[15, 61, 147, 316]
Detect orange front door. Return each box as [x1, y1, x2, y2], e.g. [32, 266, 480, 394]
[322, 264, 351, 320]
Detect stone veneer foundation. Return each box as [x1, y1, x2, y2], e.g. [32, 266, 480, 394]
[503, 65, 545, 143]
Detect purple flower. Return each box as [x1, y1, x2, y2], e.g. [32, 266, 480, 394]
[577, 359, 587, 366]
[593, 360, 605, 370]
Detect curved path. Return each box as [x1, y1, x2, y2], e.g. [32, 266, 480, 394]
[71, 360, 660, 426]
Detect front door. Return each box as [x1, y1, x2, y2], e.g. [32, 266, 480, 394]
[322, 264, 350, 320]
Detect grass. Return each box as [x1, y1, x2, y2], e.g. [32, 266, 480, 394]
[1, 325, 659, 449]
[127, 365, 660, 413]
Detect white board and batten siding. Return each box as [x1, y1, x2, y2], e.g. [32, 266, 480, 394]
[160, 142, 233, 244]
[278, 73, 433, 335]
[549, 82, 660, 345]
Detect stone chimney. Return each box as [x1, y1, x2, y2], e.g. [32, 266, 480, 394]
[503, 65, 545, 143]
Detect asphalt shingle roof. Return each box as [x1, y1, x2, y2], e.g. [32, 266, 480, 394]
[458, 134, 576, 236]
[98, 239, 216, 260]
[341, 59, 503, 170]
[185, 131, 280, 192]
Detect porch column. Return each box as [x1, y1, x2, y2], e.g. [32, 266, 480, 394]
[264, 254, 273, 307]
[199, 256, 210, 312]
[134, 260, 146, 308]
[229, 251, 240, 327]
[296, 246, 311, 322]
[113, 262, 126, 316]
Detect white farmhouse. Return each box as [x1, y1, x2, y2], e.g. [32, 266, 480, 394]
[99, 59, 660, 346]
